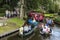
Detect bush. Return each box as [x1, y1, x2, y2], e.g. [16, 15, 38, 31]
[54, 16, 60, 22]
[0, 8, 6, 13]
[0, 13, 5, 17]
[0, 8, 6, 17]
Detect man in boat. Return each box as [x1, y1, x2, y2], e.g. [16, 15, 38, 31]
[28, 17, 38, 26]
[28, 24, 32, 31]
[23, 23, 29, 33]
[46, 18, 54, 27]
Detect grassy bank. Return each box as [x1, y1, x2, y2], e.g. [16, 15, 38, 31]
[0, 17, 25, 34]
[7, 17, 24, 27]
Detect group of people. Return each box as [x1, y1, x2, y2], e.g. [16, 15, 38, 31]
[28, 12, 44, 22]
[39, 18, 54, 35]
[19, 11, 54, 36]
[23, 12, 45, 34]
[5, 9, 19, 18]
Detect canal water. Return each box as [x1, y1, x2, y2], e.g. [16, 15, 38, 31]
[8, 24, 60, 40]
[30, 24, 60, 40]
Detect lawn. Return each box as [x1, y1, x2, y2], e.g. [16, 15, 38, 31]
[7, 17, 25, 27]
[0, 17, 25, 34]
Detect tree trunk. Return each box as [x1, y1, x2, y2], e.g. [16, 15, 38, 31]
[20, 0, 24, 19]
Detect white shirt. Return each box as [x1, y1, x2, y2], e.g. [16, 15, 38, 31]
[24, 26, 29, 32]
[33, 20, 36, 22]
[42, 27, 50, 33]
[28, 25, 31, 30]
[6, 10, 9, 14]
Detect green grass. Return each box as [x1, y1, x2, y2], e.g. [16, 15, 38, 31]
[7, 17, 25, 27]
[0, 17, 25, 34]
[44, 13, 54, 17]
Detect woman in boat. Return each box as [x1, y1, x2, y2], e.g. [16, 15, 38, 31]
[34, 14, 39, 21]
[39, 13, 44, 23]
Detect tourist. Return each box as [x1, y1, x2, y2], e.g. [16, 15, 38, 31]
[28, 24, 32, 31]
[23, 24, 29, 33]
[32, 18, 38, 26]
[5, 10, 9, 18]
[19, 27, 23, 35]
[39, 13, 44, 23]
[13, 9, 17, 17]
[34, 14, 39, 21]
[8, 11, 11, 18]
[40, 23, 51, 34]
[10, 11, 13, 18]
[28, 18, 33, 25]
[46, 18, 54, 26]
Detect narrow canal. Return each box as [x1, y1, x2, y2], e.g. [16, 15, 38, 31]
[30, 24, 60, 40]
[8, 24, 60, 40]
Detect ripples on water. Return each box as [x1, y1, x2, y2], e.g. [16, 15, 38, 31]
[48, 25, 60, 40]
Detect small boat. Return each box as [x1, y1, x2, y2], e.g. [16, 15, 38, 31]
[40, 27, 52, 35]
[23, 26, 37, 37]
[19, 26, 37, 37]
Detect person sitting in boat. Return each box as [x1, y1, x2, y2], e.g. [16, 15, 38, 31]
[23, 23, 29, 33]
[39, 13, 44, 23]
[28, 17, 33, 24]
[34, 14, 39, 21]
[40, 23, 51, 35]
[32, 18, 38, 26]
[28, 17, 38, 26]
[28, 24, 32, 31]
[46, 18, 54, 27]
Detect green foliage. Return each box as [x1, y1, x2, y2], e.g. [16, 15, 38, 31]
[0, 0, 19, 10]
[2, 4, 10, 10]
[34, 9, 44, 13]
[0, 0, 19, 17]
[54, 16, 60, 22]
[0, 13, 5, 17]
[25, 0, 41, 11]
[0, 8, 6, 17]
[0, 0, 3, 3]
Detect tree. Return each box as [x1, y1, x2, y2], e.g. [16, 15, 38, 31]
[0, 0, 19, 10]
[25, 0, 41, 11]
